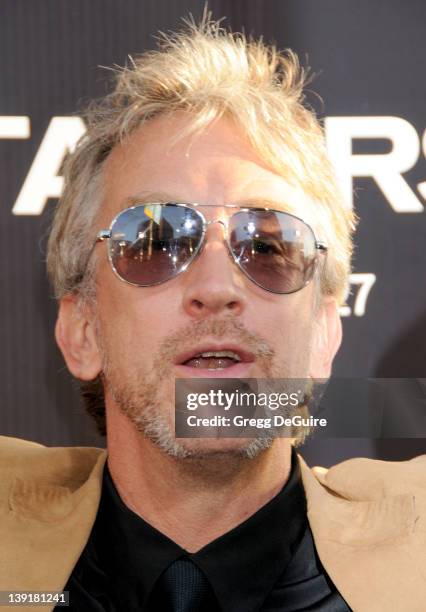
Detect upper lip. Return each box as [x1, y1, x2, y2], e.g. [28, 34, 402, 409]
[175, 343, 255, 366]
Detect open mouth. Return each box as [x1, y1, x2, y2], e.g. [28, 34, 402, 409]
[182, 350, 242, 370]
[175, 345, 255, 376]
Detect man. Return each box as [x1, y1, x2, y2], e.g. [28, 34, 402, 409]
[1, 18, 425, 612]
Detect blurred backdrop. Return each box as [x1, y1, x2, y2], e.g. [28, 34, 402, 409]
[1, 0, 425, 466]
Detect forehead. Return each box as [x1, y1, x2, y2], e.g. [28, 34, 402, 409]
[100, 113, 317, 226]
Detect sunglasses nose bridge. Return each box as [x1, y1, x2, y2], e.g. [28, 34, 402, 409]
[202, 218, 229, 242]
[199, 217, 237, 266]
[204, 218, 227, 229]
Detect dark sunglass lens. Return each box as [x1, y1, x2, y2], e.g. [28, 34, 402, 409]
[109, 204, 203, 285]
[229, 210, 317, 293]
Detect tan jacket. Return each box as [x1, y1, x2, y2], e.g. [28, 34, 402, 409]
[0, 435, 425, 612]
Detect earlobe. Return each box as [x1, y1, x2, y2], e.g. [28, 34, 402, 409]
[55, 295, 102, 381]
[309, 297, 342, 379]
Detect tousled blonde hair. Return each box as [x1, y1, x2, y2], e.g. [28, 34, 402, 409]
[47, 17, 356, 307]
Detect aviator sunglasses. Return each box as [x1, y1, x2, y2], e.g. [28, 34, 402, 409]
[95, 203, 327, 294]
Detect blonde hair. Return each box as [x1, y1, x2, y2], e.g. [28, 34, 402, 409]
[47, 17, 356, 305]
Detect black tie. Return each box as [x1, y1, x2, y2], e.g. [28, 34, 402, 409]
[149, 556, 217, 612]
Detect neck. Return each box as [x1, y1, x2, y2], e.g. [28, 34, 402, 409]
[106, 405, 293, 552]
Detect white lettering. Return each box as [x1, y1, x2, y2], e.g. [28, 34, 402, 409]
[339, 273, 377, 317]
[13, 117, 86, 215]
[0, 116, 30, 139]
[325, 116, 424, 212]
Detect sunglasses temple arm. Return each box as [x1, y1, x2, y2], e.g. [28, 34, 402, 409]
[96, 229, 111, 242]
[74, 229, 112, 286]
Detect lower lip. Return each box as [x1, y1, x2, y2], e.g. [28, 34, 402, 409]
[174, 362, 254, 378]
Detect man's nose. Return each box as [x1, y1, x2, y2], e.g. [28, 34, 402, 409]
[181, 223, 247, 319]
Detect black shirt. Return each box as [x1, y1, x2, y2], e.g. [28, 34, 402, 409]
[61, 451, 351, 611]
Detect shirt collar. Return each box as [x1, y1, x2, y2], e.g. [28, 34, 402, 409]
[95, 448, 307, 612]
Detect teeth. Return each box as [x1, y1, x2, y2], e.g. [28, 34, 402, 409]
[195, 350, 241, 362]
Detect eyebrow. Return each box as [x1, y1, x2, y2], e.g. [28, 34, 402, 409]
[123, 192, 297, 215]
[123, 191, 182, 208]
[232, 197, 297, 215]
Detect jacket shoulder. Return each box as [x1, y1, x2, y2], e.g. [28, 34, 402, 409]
[298, 453, 426, 611]
[0, 434, 106, 489]
[0, 436, 106, 595]
[308, 453, 426, 500]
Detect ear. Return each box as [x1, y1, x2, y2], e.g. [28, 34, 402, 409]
[309, 297, 342, 379]
[55, 295, 102, 381]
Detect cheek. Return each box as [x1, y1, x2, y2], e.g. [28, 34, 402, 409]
[255, 293, 314, 346]
[96, 277, 180, 357]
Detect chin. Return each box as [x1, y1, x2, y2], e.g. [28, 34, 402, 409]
[128, 407, 276, 460]
[166, 436, 275, 460]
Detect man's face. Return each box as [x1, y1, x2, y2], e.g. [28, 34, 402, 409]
[87, 113, 335, 457]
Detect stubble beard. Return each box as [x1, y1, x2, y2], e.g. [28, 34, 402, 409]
[98, 317, 313, 461]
